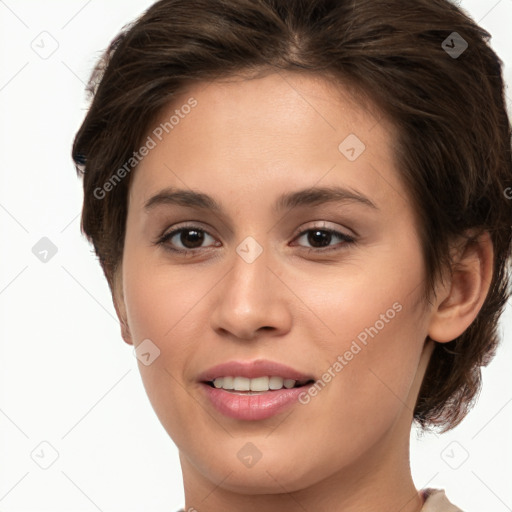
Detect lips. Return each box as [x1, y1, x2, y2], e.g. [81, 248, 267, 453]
[201, 384, 313, 420]
[197, 359, 317, 421]
[197, 359, 316, 382]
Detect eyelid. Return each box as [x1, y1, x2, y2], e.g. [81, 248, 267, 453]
[291, 221, 355, 240]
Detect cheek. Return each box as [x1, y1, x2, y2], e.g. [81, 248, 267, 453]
[122, 243, 208, 344]
[290, 252, 428, 429]
[121, 256, 205, 442]
[287, 297, 426, 480]
[292, 245, 426, 358]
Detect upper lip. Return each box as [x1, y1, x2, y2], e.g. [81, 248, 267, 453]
[198, 359, 315, 383]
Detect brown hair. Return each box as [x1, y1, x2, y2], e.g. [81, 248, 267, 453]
[72, 0, 512, 432]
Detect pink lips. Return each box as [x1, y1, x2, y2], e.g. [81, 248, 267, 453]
[201, 384, 312, 420]
[197, 359, 316, 421]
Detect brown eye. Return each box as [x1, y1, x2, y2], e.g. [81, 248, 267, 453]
[176, 228, 205, 249]
[157, 225, 219, 253]
[293, 228, 355, 252]
[305, 229, 334, 248]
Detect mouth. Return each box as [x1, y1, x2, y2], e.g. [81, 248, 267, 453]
[203, 376, 316, 394]
[197, 359, 317, 419]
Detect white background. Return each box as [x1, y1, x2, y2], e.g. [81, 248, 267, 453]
[0, 1, 510, 511]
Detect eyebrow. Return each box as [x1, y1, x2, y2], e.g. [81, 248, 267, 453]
[144, 185, 378, 213]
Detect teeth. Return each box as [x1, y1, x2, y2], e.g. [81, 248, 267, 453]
[222, 376, 234, 389]
[233, 376, 250, 391]
[269, 376, 284, 390]
[211, 376, 303, 392]
[250, 376, 269, 391]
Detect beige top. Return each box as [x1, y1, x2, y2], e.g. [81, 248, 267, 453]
[177, 488, 463, 512]
[421, 488, 464, 511]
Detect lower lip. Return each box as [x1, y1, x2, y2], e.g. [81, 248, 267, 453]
[200, 383, 310, 421]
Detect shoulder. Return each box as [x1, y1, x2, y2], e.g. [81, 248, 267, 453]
[420, 488, 464, 512]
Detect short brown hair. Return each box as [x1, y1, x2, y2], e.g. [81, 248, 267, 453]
[72, 0, 512, 432]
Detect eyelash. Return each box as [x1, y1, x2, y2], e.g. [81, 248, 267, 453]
[154, 223, 356, 256]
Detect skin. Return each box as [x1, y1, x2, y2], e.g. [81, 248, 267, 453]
[113, 71, 493, 512]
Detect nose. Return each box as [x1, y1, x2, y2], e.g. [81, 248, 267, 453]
[209, 242, 293, 341]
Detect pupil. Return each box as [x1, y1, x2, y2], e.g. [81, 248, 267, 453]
[181, 229, 204, 248]
[308, 230, 331, 247]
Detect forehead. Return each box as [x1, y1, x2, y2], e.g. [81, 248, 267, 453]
[130, 71, 408, 215]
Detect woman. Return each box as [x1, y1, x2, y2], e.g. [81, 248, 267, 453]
[72, 0, 512, 510]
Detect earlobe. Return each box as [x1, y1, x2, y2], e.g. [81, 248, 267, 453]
[112, 269, 133, 346]
[427, 230, 494, 344]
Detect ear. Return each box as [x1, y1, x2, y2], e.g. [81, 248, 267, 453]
[111, 267, 133, 346]
[428, 230, 494, 343]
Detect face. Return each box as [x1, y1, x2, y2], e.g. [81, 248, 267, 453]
[118, 71, 436, 497]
